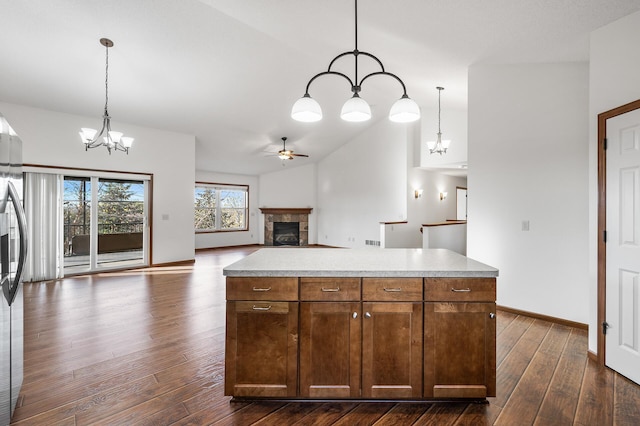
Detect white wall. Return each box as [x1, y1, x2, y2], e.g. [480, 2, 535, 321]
[588, 11, 640, 352]
[385, 168, 467, 248]
[0, 101, 196, 265]
[258, 163, 317, 245]
[467, 62, 589, 325]
[194, 170, 260, 249]
[317, 120, 408, 248]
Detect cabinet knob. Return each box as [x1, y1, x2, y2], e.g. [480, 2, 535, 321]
[352, 312, 358, 319]
[365, 312, 372, 319]
[489, 312, 496, 319]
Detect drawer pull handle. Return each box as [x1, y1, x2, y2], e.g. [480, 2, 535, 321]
[365, 312, 372, 319]
[489, 312, 496, 319]
[353, 312, 358, 319]
[252, 305, 272, 311]
[383, 288, 402, 292]
[321, 287, 341, 292]
[451, 288, 472, 292]
[252, 287, 272, 292]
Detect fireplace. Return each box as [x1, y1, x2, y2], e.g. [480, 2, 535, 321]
[273, 222, 300, 246]
[260, 208, 312, 246]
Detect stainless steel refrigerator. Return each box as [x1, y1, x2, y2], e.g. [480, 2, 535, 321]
[0, 113, 27, 425]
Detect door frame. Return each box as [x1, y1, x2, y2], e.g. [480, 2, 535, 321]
[597, 98, 640, 365]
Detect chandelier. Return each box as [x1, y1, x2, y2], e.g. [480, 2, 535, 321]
[291, 0, 420, 123]
[427, 87, 450, 155]
[79, 38, 133, 155]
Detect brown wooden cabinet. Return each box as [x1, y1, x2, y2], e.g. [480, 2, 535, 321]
[362, 301, 423, 398]
[224, 275, 496, 401]
[299, 277, 361, 398]
[225, 277, 298, 397]
[423, 278, 497, 398]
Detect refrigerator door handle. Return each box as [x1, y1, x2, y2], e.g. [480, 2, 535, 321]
[7, 180, 27, 304]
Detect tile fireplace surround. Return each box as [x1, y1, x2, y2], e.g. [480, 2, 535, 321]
[260, 208, 312, 246]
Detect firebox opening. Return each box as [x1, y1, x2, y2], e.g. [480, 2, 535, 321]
[273, 222, 300, 246]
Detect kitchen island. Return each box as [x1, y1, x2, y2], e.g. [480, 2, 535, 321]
[223, 248, 499, 401]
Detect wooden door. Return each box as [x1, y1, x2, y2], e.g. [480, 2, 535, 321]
[362, 302, 423, 398]
[424, 302, 496, 398]
[606, 109, 640, 385]
[299, 302, 361, 397]
[224, 301, 298, 397]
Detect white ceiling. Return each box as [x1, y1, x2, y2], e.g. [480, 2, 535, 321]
[1, 0, 639, 175]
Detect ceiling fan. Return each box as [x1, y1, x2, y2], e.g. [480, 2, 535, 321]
[276, 137, 309, 160]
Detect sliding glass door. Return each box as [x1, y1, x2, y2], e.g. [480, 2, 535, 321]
[63, 174, 149, 274]
[97, 178, 145, 268]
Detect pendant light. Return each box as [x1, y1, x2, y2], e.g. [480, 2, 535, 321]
[291, 0, 420, 124]
[79, 38, 133, 155]
[427, 87, 450, 155]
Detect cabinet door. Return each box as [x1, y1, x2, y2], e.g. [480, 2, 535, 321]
[225, 301, 298, 397]
[362, 302, 423, 398]
[424, 302, 496, 398]
[299, 302, 361, 397]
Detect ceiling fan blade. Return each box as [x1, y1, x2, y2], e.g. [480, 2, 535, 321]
[291, 153, 309, 157]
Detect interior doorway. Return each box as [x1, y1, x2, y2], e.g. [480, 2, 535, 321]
[456, 187, 467, 220]
[598, 98, 640, 385]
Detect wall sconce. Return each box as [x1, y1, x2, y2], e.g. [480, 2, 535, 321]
[414, 189, 423, 199]
[439, 192, 448, 201]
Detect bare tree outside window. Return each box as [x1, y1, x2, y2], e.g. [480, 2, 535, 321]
[195, 184, 248, 232]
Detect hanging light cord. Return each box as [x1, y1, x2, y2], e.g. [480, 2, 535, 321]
[103, 40, 109, 117]
[438, 87, 442, 135]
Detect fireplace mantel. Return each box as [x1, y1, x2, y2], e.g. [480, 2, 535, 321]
[259, 208, 313, 215]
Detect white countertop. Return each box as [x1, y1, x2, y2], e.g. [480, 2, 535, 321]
[223, 248, 498, 278]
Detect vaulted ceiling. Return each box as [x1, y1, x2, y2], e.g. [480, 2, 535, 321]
[1, 0, 639, 175]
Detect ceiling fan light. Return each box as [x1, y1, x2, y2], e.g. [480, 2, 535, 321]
[340, 95, 371, 122]
[291, 94, 323, 122]
[389, 96, 420, 123]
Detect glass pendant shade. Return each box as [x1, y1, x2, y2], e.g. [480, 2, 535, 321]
[442, 139, 451, 149]
[121, 137, 134, 148]
[389, 96, 420, 123]
[79, 128, 98, 144]
[427, 140, 436, 151]
[108, 131, 123, 143]
[340, 94, 371, 122]
[291, 94, 323, 122]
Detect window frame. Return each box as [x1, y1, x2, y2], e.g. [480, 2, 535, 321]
[195, 182, 249, 233]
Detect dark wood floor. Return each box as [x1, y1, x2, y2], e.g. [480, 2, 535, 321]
[10, 246, 640, 425]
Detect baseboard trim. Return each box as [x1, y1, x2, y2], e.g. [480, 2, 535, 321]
[587, 350, 599, 363]
[497, 305, 588, 330]
[150, 259, 195, 267]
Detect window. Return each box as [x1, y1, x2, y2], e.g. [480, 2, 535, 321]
[195, 183, 248, 232]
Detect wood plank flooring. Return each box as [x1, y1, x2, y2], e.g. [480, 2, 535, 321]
[11, 246, 640, 425]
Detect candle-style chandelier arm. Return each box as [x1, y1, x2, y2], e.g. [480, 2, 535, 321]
[359, 70, 409, 97]
[302, 69, 355, 96]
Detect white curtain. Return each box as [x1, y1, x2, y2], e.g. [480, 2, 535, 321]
[23, 172, 63, 282]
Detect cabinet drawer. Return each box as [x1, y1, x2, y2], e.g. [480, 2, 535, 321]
[300, 278, 360, 301]
[363, 278, 423, 301]
[424, 278, 496, 302]
[226, 277, 298, 301]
